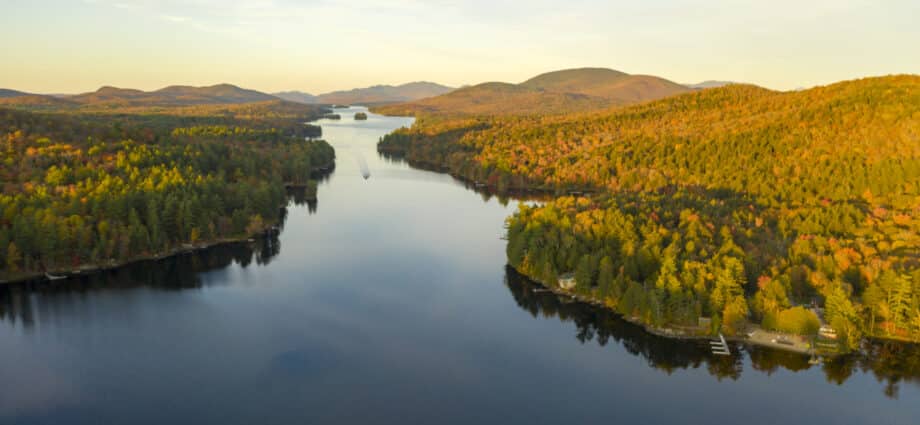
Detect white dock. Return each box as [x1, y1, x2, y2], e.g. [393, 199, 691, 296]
[710, 333, 731, 356]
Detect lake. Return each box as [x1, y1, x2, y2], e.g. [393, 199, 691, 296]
[1, 107, 917, 425]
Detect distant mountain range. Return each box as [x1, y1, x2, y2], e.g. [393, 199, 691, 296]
[273, 91, 319, 104]
[374, 68, 692, 116]
[274, 82, 454, 106]
[0, 81, 455, 110]
[68, 84, 278, 106]
[684, 80, 736, 89]
[1, 75, 739, 113]
[0, 89, 32, 98]
[0, 83, 281, 109]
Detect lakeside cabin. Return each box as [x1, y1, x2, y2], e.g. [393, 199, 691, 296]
[558, 273, 576, 290]
[698, 317, 712, 329]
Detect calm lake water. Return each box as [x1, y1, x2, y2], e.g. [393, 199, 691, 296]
[1, 108, 918, 425]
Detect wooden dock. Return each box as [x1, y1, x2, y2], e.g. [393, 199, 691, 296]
[710, 333, 731, 356]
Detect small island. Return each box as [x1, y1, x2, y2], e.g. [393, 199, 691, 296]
[322, 113, 342, 120]
[354, 112, 368, 120]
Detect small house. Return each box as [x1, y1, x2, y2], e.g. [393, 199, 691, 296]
[557, 273, 576, 290]
[819, 325, 838, 339]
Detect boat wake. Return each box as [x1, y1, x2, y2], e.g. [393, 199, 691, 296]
[354, 151, 370, 179]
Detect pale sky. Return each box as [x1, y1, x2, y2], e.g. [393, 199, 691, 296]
[2, 0, 918, 94]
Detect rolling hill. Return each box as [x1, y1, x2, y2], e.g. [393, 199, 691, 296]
[2, 81, 455, 110]
[0, 93, 78, 109]
[316, 82, 454, 105]
[373, 82, 610, 116]
[521, 67, 689, 103]
[0, 89, 32, 98]
[685, 80, 736, 89]
[69, 86, 149, 104]
[273, 91, 319, 104]
[374, 68, 689, 117]
[155, 84, 277, 103]
[68, 84, 278, 106]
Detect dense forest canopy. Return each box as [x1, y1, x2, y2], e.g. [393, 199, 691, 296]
[380, 75, 920, 346]
[0, 102, 333, 281]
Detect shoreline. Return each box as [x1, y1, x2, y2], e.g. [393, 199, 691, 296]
[1, 162, 334, 286]
[380, 143, 878, 356]
[511, 265, 827, 356]
[380, 145, 840, 355]
[377, 149, 593, 199]
[0, 224, 279, 286]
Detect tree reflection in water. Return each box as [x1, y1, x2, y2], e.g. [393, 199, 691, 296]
[503, 265, 920, 398]
[0, 234, 280, 329]
[2, 243, 916, 401]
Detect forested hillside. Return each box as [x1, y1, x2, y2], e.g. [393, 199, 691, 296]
[0, 104, 334, 281]
[381, 75, 920, 346]
[0, 89, 32, 98]
[374, 83, 610, 117]
[373, 68, 687, 117]
[520, 68, 689, 103]
[273, 91, 319, 104]
[0, 94, 78, 110]
[316, 82, 454, 105]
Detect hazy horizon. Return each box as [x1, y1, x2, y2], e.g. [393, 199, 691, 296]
[2, 0, 919, 94]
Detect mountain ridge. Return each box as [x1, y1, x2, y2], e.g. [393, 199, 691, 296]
[0, 89, 32, 98]
[374, 68, 690, 116]
[520, 67, 688, 102]
[68, 83, 277, 106]
[273, 91, 319, 104]
[315, 81, 454, 105]
[684, 80, 737, 89]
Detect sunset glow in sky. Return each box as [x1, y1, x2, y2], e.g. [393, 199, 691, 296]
[2, 0, 918, 93]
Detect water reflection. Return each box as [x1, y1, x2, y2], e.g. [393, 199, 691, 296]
[287, 186, 319, 212]
[2, 108, 918, 424]
[503, 266, 920, 398]
[0, 176, 335, 329]
[376, 150, 550, 206]
[0, 236, 280, 329]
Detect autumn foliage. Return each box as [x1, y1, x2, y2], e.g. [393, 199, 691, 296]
[382, 75, 920, 344]
[0, 105, 333, 279]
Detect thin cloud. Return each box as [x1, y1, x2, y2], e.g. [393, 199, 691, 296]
[160, 14, 191, 23]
